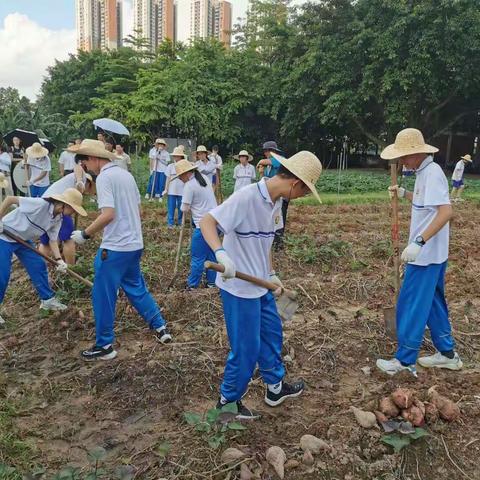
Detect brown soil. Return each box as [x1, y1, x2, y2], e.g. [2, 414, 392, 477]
[1, 201, 479, 479]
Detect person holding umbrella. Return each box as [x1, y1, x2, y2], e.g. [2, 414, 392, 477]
[26, 142, 51, 197]
[146, 139, 170, 202]
[8, 136, 25, 195]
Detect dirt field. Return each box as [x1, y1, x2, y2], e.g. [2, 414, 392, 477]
[1, 200, 479, 479]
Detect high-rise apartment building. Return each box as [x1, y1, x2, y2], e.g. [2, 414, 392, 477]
[189, 0, 231, 47]
[76, 0, 122, 52]
[212, 0, 231, 47]
[133, 0, 175, 50]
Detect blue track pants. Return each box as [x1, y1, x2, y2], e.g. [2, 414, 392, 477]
[187, 228, 216, 287]
[167, 195, 183, 226]
[92, 248, 165, 347]
[220, 289, 285, 402]
[0, 239, 54, 303]
[146, 172, 166, 197]
[30, 185, 49, 197]
[396, 261, 455, 365]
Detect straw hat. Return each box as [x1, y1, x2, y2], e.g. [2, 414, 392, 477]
[271, 150, 322, 203]
[67, 139, 116, 160]
[196, 145, 208, 154]
[155, 138, 167, 145]
[381, 128, 438, 160]
[26, 142, 48, 159]
[171, 146, 187, 158]
[234, 150, 253, 162]
[46, 188, 87, 216]
[461, 154, 473, 163]
[0, 172, 9, 189]
[171, 159, 197, 180]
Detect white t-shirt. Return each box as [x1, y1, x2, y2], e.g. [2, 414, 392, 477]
[0, 197, 62, 243]
[208, 153, 223, 171]
[452, 160, 465, 182]
[233, 164, 256, 191]
[114, 152, 131, 171]
[0, 152, 11, 173]
[181, 174, 217, 227]
[409, 157, 450, 266]
[58, 151, 76, 171]
[42, 172, 87, 197]
[195, 159, 217, 183]
[96, 163, 143, 252]
[165, 162, 184, 196]
[27, 156, 51, 187]
[149, 147, 170, 173]
[210, 178, 283, 298]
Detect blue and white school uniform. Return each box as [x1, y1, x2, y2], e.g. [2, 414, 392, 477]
[209, 178, 284, 402]
[165, 162, 184, 226]
[195, 159, 217, 184]
[58, 151, 76, 176]
[92, 163, 166, 347]
[182, 174, 217, 287]
[27, 155, 51, 197]
[208, 153, 223, 185]
[395, 156, 454, 365]
[147, 148, 170, 197]
[233, 163, 256, 191]
[451, 160, 465, 188]
[0, 197, 62, 304]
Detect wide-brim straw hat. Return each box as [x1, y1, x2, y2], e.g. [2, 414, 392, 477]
[46, 187, 87, 217]
[196, 145, 208, 154]
[271, 150, 323, 204]
[67, 139, 116, 160]
[461, 154, 473, 162]
[171, 159, 198, 180]
[26, 142, 49, 158]
[155, 138, 167, 145]
[0, 172, 9, 189]
[381, 128, 438, 160]
[170, 146, 187, 158]
[234, 150, 253, 162]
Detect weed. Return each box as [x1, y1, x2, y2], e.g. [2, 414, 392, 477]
[381, 427, 428, 453]
[285, 234, 319, 264]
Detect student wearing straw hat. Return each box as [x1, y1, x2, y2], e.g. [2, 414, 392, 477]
[69, 139, 172, 361]
[200, 151, 322, 418]
[172, 159, 217, 289]
[377, 128, 462, 376]
[0, 188, 87, 324]
[451, 154, 473, 202]
[163, 146, 187, 228]
[195, 145, 217, 185]
[25, 142, 52, 197]
[233, 150, 256, 192]
[146, 139, 170, 201]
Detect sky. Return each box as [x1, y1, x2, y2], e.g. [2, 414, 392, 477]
[0, 0, 303, 100]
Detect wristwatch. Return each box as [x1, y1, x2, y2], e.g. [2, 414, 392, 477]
[415, 235, 426, 246]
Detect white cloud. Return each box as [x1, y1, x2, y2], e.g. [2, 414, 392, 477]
[0, 13, 76, 100]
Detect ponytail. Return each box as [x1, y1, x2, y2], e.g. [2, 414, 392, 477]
[194, 170, 207, 187]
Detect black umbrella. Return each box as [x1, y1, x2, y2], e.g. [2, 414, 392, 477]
[39, 138, 56, 154]
[3, 129, 40, 148]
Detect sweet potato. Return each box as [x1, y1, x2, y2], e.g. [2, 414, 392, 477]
[424, 402, 439, 422]
[428, 386, 460, 422]
[391, 388, 415, 409]
[374, 410, 389, 424]
[401, 405, 425, 427]
[350, 406, 377, 429]
[379, 396, 400, 418]
[266, 446, 287, 479]
[413, 398, 426, 416]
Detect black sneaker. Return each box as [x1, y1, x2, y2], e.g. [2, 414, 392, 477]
[81, 344, 117, 362]
[216, 400, 261, 420]
[264, 380, 305, 407]
[154, 327, 172, 344]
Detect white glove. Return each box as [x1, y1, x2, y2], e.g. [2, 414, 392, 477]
[71, 230, 87, 245]
[56, 260, 68, 274]
[162, 190, 167, 197]
[269, 271, 284, 297]
[401, 242, 422, 263]
[215, 249, 236, 280]
[388, 185, 405, 199]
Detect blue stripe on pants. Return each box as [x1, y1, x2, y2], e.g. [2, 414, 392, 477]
[92, 248, 165, 347]
[187, 228, 216, 287]
[220, 289, 285, 402]
[0, 239, 54, 303]
[147, 172, 166, 197]
[167, 194, 183, 226]
[395, 261, 455, 365]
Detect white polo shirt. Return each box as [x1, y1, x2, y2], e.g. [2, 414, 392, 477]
[96, 163, 143, 252]
[195, 159, 217, 183]
[452, 160, 465, 182]
[165, 162, 184, 196]
[27, 156, 51, 187]
[58, 151, 76, 171]
[409, 157, 450, 266]
[233, 164, 256, 191]
[149, 148, 170, 173]
[208, 153, 223, 171]
[0, 152, 11, 173]
[181, 174, 217, 227]
[42, 172, 87, 197]
[0, 197, 62, 243]
[210, 178, 283, 298]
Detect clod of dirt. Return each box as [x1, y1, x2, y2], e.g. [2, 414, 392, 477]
[60, 321, 69, 329]
[285, 459, 300, 470]
[350, 406, 377, 429]
[300, 434, 329, 454]
[302, 449, 314, 466]
[374, 410, 389, 424]
[240, 463, 253, 480]
[221, 447, 246, 465]
[428, 386, 460, 422]
[4, 336, 19, 348]
[391, 388, 415, 409]
[266, 446, 287, 479]
[379, 396, 400, 418]
[425, 401, 440, 422]
[401, 405, 425, 427]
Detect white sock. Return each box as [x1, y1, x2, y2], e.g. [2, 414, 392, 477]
[220, 394, 229, 405]
[267, 382, 282, 394]
[102, 344, 112, 349]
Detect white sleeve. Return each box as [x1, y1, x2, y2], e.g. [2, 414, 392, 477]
[96, 175, 115, 209]
[233, 165, 238, 179]
[209, 192, 249, 234]
[424, 166, 450, 206]
[46, 220, 62, 241]
[250, 165, 256, 179]
[58, 152, 65, 165]
[148, 148, 156, 160]
[45, 157, 51, 172]
[181, 181, 193, 207]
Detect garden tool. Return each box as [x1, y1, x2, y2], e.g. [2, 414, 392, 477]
[166, 214, 187, 291]
[383, 161, 401, 339]
[3, 228, 93, 288]
[204, 261, 298, 322]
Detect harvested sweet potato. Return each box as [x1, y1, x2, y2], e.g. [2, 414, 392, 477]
[379, 397, 400, 418]
[350, 406, 377, 429]
[413, 398, 425, 416]
[401, 405, 425, 427]
[428, 386, 460, 422]
[424, 402, 439, 422]
[391, 388, 415, 409]
[374, 410, 389, 424]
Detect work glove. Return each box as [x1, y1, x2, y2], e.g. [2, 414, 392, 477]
[401, 242, 422, 263]
[56, 260, 68, 274]
[215, 248, 236, 280]
[269, 271, 284, 297]
[162, 190, 167, 197]
[71, 230, 88, 245]
[388, 185, 406, 199]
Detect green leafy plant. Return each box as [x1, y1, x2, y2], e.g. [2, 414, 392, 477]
[381, 427, 428, 453]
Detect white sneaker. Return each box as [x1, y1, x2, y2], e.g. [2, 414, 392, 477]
[158, 197, 163, 203]
[40, 297, 68, 311]
[0, 314, 5, 326]
[418, 352, 463, 370]
[144, 193, 150, 199]
[376, 358, 417, 377]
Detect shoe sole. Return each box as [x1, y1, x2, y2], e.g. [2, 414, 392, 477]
[264, 389, 304, 407]
[158, 335, 172, 344]
[82, 351, 118, 362]
[418, 361, 463, 370]
[236, 413, 261, 420]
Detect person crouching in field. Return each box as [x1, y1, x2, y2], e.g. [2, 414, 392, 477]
[0, 188, 87, 324]
[163, 147, 186, 228]
[69, 140, 172, 361]
[172, 159, 217, 289]
[377, 128, 462, 376]
[451, 154, 472, 202]
[200, 151, 322, 419]
[233, 150, 256, 192]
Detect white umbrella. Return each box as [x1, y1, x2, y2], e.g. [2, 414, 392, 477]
[93, 118, 130, 136]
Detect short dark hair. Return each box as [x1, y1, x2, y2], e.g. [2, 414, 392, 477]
[75, 153, 89, 164]
[212, 145, 219, 151]
[277, 164, 299, 180]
